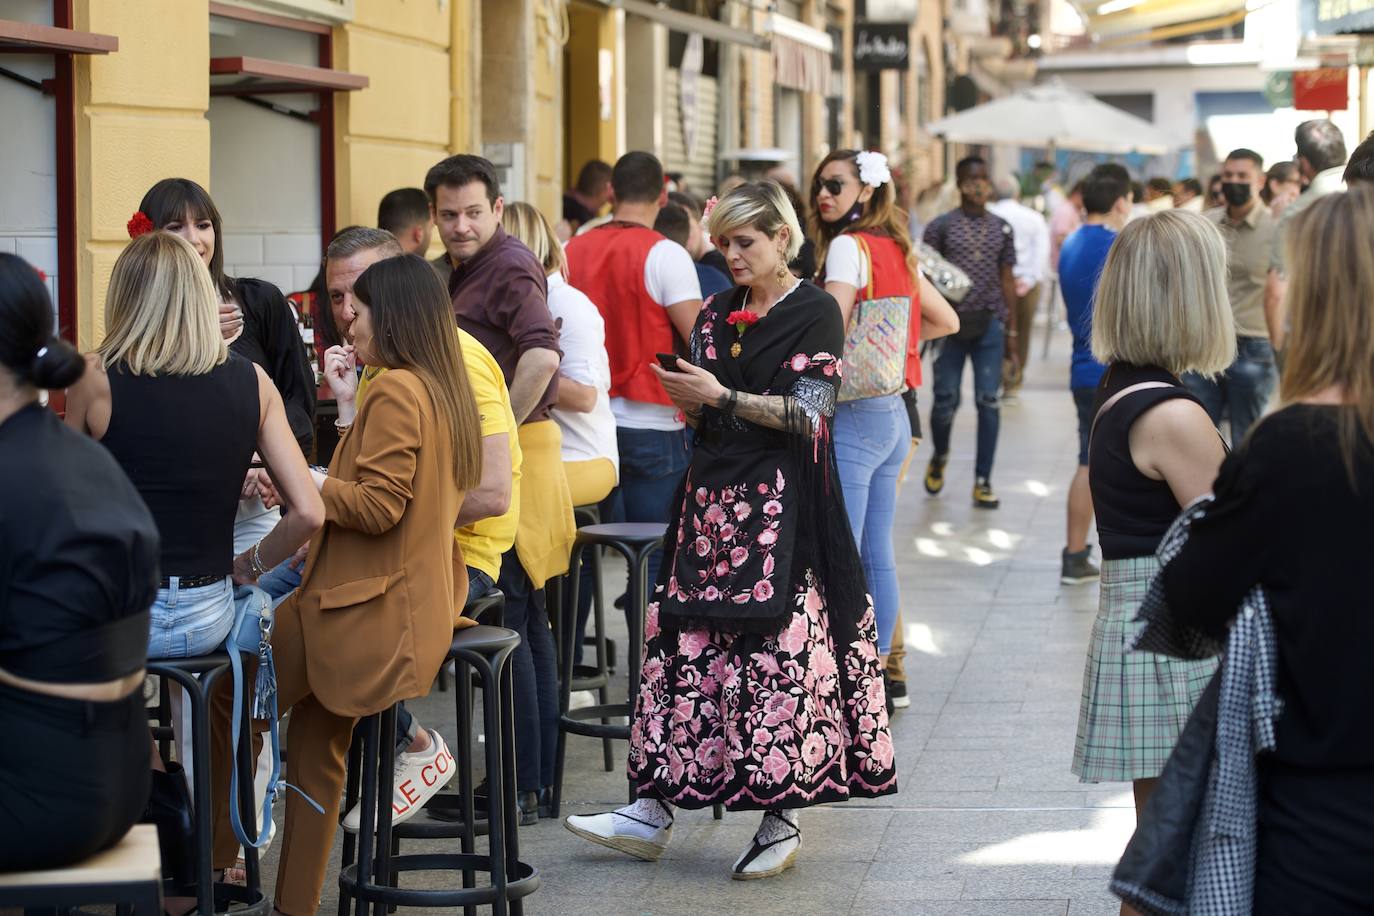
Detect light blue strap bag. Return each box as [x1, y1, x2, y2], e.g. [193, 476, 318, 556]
[225, 584, 322, 848]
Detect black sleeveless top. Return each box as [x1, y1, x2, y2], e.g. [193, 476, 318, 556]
[1089, 363, 1206, 560]
[101, 354, 260, 577]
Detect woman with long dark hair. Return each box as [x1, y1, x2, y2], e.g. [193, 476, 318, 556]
[809, 149, 958, 677]
[565, 182, 897, 879]
[0, 254, 159, 870]
[210, 254, 485, 915]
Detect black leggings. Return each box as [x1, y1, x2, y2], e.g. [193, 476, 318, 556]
[0, 680, 151, 871]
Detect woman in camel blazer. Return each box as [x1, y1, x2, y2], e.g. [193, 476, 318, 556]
[211, 254, 483, 916]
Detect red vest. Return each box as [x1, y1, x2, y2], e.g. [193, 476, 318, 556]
[565, 223, 675, 407]
[853, 231, 923, 388]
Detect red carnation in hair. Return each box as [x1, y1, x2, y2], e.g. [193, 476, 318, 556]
[34, 268, 47, 282]
[127, 211, 155, 239]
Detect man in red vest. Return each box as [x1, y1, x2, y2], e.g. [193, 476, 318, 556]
[565, 152, 703, 587]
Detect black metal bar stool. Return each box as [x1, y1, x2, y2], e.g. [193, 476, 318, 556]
[551, 522, 665, 817]
[437, 589, 506, 692]
[551, 504, 615, 772]
[0, 824, 162, 915]
[338, 625, 538, 916]
[146, 653, 270, 916]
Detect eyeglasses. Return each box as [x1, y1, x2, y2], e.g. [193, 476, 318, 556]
[813, 177, 846, 197]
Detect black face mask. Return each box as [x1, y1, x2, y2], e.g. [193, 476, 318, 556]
[823, 199, 865, 226]
[1221, 182, 1253, 207]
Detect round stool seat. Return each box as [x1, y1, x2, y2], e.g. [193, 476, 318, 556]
[464, 591, 504, 624]
[448, 624, 521, 657]
[574, 522, 666, 547]
[147, 651, 232, 676]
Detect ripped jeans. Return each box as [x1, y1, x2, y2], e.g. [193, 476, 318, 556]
[930, 316, 1004, 481]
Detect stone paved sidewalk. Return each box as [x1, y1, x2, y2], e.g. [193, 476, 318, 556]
[256, 328, 1134, 915]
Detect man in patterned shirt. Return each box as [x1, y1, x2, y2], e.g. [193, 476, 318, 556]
[922, 155, 1018, 509]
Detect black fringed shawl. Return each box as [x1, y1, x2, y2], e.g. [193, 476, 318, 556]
[657, 281, 870, 635]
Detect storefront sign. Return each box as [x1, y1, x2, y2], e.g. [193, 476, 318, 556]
[1293, 67, 1349, 110]
[853, 22, 909, 71]
[1303, 0, 1374, 35]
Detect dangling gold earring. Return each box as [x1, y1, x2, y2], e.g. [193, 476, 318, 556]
[776, 249, 791, 284]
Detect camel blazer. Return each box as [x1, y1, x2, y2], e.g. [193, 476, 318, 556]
[287, 369, 469, 718]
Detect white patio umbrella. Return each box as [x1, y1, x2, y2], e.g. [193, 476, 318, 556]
[926, 80, 1174, 155]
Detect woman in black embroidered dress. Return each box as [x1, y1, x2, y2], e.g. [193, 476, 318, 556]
[565, 182, 896, 879]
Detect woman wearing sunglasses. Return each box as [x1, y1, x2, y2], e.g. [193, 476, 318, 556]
[809, 150, 958, 683]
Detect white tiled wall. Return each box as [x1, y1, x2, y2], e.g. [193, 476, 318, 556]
[223, 231, 321, 296]
[0, 233, 60, 330]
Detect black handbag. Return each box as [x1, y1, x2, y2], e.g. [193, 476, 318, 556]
[142, 762, 198, 886]
[1110, 670, 1221, 915]
[951, 307, 993, 343]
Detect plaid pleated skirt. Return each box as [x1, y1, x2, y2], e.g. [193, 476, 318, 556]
[1072, 555, 1216, 783]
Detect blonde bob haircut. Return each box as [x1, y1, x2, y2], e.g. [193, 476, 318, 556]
[706, 180, 804, 262]
[501, 200, 567, 277]
[99, 231, 227, 377]
[1090, 209, 1235, 378]
[1281, 187, 1374, 482]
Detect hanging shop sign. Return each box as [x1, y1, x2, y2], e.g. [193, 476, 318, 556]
[853, 21, 909, 71]
[1302, 0, 1374, 36]
[1293, 67, 1349, 110]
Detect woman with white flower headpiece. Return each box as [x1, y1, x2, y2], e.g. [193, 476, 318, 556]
[809, 150, 959, 694]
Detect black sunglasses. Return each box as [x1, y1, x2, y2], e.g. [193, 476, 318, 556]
[813, 177, 846, 197]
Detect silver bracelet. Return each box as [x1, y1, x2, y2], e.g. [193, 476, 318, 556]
[250, 540, 268, 577]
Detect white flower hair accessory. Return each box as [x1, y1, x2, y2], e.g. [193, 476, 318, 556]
[855, 151, 892, 189]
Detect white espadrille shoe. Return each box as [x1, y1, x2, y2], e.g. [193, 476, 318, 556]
[731, 810, 801, 880]
[564, 798, 674, 862]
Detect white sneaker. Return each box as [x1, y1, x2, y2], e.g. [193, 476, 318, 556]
[731, 810, 801, 880]
[564, 798, 674, 861]
[342, 729, 456, 833]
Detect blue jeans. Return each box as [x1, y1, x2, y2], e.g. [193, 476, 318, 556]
[146, 575, 236, 659]
[497, 552, 559, 792]
[834, 394, 907, 655]
[1183, 336, 1277, 445]
[257, 556, 303, 600]
[607, 426, 691, 591]
[930, 317, 1004, 480]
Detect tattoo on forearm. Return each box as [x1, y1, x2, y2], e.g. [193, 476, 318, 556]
[724, 391, 812, 435]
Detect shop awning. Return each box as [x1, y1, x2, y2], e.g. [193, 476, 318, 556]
[611, 0, 767, 49]
[768, 14, 831, 94]
[0, 19, 117, 54]
[1071, 0, 1247, 42]
[209, 56, 368, 95]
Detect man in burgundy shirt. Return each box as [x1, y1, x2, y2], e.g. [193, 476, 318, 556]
[425, 154, 572, 821]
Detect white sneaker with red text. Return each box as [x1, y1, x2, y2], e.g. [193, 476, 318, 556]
[341, 728, 456, 833]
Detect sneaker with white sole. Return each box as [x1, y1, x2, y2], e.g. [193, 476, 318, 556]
[564, 798, 673, 861]
[732, 810, 801, 880]
[341, 728, 455, 833]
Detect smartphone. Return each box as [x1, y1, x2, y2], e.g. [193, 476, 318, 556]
[656, 353, 682, 371]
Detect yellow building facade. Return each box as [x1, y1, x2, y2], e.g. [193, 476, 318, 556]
[6, 0, 946, 349]
[17, 0, 558, 349]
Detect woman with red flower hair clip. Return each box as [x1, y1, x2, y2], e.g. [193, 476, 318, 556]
[565, 181, 896, 880]
[134, 179, 316, 457]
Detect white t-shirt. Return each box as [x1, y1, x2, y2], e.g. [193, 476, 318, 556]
[610, 238, 703, 431]
[823, 234, 869, 289]
[547, 273, 619, 472]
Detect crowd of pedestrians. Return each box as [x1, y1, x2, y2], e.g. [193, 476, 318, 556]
[4, 114, 1374, 913]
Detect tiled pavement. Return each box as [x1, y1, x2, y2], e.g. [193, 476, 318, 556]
[257, 328, 1134, 915]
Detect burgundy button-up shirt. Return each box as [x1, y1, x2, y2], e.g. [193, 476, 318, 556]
[446, 226, 560, 423]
